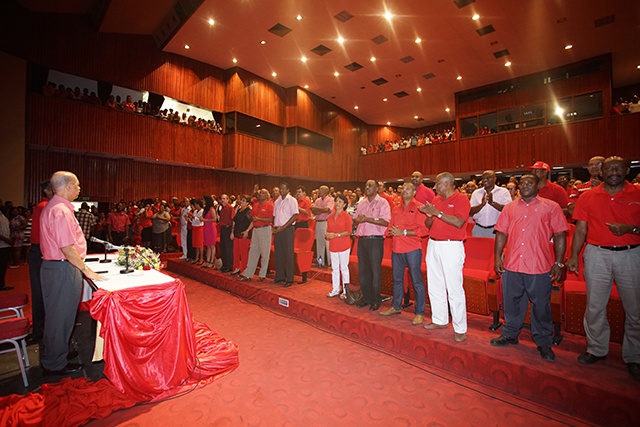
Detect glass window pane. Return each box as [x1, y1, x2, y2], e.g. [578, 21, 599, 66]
[460, 116, 478, 138]
[479, 112, 498, 135]
[498, 108, 520, 124]
[546, 98, 572, 124]
[573, 92, 603, 120]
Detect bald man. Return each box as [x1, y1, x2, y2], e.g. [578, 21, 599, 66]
[410, 171, 435, 204]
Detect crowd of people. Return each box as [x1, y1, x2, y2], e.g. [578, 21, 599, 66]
[1, 157, 638, 380]
[360, 127, 457, 155]
[612, 95, 640, 115]
[42, 81, 223, 134]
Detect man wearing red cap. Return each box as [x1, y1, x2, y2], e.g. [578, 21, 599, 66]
[527, 161, 569, 215]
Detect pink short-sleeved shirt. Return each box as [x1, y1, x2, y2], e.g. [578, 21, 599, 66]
[40, 194, 87, 260]
[355, 195, 391, 237]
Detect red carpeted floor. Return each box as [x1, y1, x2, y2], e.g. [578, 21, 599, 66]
[1, 259, 636, 426]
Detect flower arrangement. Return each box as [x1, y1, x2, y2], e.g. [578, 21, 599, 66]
[116, 246, 162, 270]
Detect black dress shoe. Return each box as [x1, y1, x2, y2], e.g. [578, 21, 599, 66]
[627, 362, 640, 380]
[490, 336, 519, 347]
[537, 346, 555, 362]
[578, 352, 606, 365]
[356, 300, 369, 308]
[42, 362, 83, 377]
[284, 282, 293, 288]
[270, 279, 284, 284]
[369, 304, 380, 311]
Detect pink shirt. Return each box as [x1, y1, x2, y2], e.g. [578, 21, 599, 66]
[495, 196, 569, 274]
[355, 195, 391, 237]
[313, 195, 334, 221]
[40, 194, 87, 260]
[274, 194, 299, 227]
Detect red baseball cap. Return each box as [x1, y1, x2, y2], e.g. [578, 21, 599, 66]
[526, 161, 550, 172]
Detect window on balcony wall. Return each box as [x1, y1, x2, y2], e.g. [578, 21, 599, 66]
[478, 112, 498, 135]
[521, 103, 545, 129]
[228, 112, 284, 144]
[498, 108, 520, 132]
[460, 116, 479, 138]
[547, 97, 573, 125]
[573, 92, 603, 120]
[292, 127, 333, 153]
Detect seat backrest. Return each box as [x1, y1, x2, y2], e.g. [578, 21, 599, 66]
[463, 237, 495, 271]
[466, 220, 475, 236]
[294, 227, 314, 251]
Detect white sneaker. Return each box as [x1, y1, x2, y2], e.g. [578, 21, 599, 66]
[327, 291, 340, 298]
[179, 256, 187, 260]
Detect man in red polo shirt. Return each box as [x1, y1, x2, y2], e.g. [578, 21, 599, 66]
[492, 174, 568, 362]
[380, 182, 429, 326]
[419, 172, 471, 342]
[238, 189, 274, 282]
[527, 161, 569, 216]
[28, 180, 53, 344]
[567, 156, 640, 380]
[568, 156, 605, 216]
[295, 186, 312, 229]
[411, 171, 435, 204]
[377, 182, 395, 210]
[40, 171, 106, 376]
[106, 202, 131, 246]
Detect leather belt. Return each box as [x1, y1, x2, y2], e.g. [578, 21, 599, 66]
[358, 235, 384, 239]
[475, 223, 495, 229]
[430, 237, 464, 242]
[254, 225, 271, 228]
[594, 244, 640, 251]
[316, 219, 327, 222]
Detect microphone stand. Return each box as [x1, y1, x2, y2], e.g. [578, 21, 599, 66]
[120, 247, 135, 274]
[100, 242, 111, 263]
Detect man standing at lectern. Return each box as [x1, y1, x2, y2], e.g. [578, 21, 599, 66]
[40, 171, 106, 376]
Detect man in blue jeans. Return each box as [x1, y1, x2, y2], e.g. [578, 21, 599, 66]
[380, 182, 429, 325]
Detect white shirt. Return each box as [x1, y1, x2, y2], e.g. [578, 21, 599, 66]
[470, 186, 512, 227]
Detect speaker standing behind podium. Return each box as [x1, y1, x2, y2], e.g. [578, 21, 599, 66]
[39, 171, 107, 377]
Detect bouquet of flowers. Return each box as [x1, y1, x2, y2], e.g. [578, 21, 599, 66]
[116, 246, 162, 270]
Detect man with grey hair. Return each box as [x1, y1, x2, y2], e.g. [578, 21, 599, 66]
[311, 185, 334, 268]
[419, 172, 471, 342]
[40, 171, 106, 376]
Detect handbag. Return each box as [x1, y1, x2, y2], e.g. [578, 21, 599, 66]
[343, 283, 363, 306]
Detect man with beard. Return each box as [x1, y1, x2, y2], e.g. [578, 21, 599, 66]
[567, 157, 640, 380]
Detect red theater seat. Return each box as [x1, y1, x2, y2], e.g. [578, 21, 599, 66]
[463, 237, 497, 317]
[294, 228, 315, 283]
[0, 317, 30, 387]
[0, 293, 29, 320]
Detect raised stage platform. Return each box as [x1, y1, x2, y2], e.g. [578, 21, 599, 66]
[166, 258, 639, 426]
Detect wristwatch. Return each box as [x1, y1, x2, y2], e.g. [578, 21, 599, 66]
[437, 212, 443, 219]
[403, 229, 408, 236]
[554, 261, 565, 268]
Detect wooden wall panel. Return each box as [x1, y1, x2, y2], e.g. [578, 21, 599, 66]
[226, 134, 285, 175]
[28, 95, 224, 168]
[224, 70, 287, 125]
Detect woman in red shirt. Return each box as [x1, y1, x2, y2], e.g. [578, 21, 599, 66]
[325, 193, 353, 298]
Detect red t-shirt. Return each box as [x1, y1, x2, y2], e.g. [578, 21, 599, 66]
[428, 191, 470, 241]
[252, 201, 274, 227]
[415, 184, 435, 204]
[297, 196, 312, 222]
[326, 210, 352, 252]
[30, 197, 49, 244]
[140, 209, 153, 228]
[219, 204, 235, 227]
[388, 198, 429, 253]
[538, 181, 569, 208]
[106, 211, 131, 232]
[495, 196, 569, 274]
[572, 182, 640, 247]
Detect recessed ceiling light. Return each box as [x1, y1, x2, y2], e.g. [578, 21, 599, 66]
[296, 15, 303, 21]
[334, 71, 340, 77]
[184, 44, 190, 49]
[565, 44, 573, 50]
[354, 106, 359, 110]
[301, 56, 307, 63]
[384, 12, 393, 21]
[413, 115, 419, 120]
[370, 56, 376, 62]
[456, 75, 462, 80]
[472, 14, 480, 21]
[304, 85, 309, 89]
[232, 58, 237, 64]
[208, 18, 215, 26]
[416, 87, 422, 92]
[415, 37, 422, 43]
[637, 65, 640, 69]
[337, 36, 345, 44]
[445, 107, 450, 112]
[383, 98, 388, 102]
[387, 122, 391, 125]
[272, 71, 277, 77]
[256, 124, 261, 128]
[260, 40, 266, 45]
[505, 61, 512, 67]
